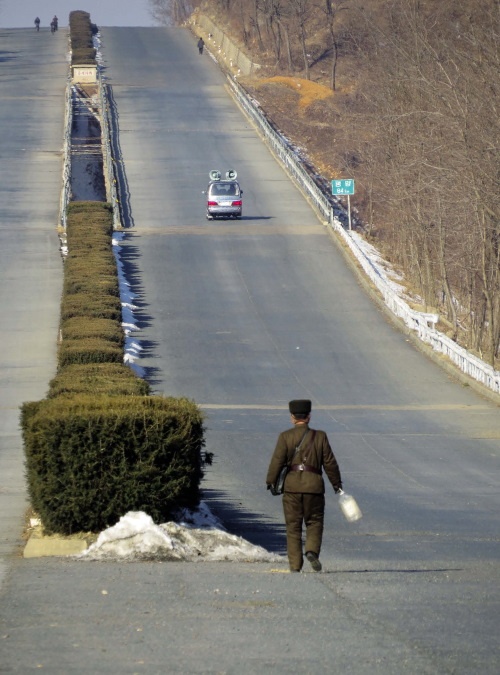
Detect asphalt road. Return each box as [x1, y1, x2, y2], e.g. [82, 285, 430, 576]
[0, 28, 65, 581]
[0, 26, 499, 674]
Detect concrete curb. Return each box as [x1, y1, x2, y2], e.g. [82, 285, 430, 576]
[23, 532, 90, 558]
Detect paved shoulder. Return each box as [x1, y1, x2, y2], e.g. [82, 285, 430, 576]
[0, 28, 67, 584]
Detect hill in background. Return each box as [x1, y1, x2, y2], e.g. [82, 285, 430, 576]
[192, 0, 500, 369]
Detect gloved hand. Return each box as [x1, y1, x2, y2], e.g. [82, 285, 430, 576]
[334, 486, 343, 494]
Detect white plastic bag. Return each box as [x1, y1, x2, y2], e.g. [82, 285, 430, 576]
[338, 490, 362, 522]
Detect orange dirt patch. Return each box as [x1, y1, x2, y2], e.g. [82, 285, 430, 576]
[258, 76, 334, 111]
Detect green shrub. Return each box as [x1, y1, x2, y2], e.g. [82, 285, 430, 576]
[48, 364, 150, 398]
[69, 11, 97, 65]
[66, 240, 115, 256]
[67, 201, 113, 219]
[72, 48, 97, 65]
[58, 337, 124, 367]
[64, 256, 117, 274]
[66, 237, 114, 254]
[61, 293, 122, 322]
[67, 201, 112, 215]
[66, 203, 114, 242]
[61, 317, 124, 345]
[22, 396, 207, 534]
[64, 259, 118, 292]
[63, 275, 120, 298]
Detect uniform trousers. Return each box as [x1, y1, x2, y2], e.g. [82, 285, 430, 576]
[282, 492, 325, 570]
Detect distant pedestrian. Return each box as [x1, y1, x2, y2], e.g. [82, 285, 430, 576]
[266, 399, 343, 573]
[34, 17, 40, 31]
[52, 15, 58, 31]
[197, 37, 204, 55]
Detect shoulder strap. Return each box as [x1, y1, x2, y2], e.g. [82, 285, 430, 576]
[296, 430, 310, 451]
[300, 430, 317, 464]
[286, 429, 310, 466]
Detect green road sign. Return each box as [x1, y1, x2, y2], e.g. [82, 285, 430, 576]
[331, 179, 355, 195]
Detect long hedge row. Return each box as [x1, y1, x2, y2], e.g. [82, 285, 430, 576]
[57, 203, 125, 371]
[69, 10, 97, 65]
[21, 201, 207, 534]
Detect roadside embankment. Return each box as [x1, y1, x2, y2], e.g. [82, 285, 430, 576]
[189, 11, 260, 77]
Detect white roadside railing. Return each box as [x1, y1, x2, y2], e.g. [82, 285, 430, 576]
[227, 77, 500, 395]
[97, 70, 121, 230]
[59, 78, 73, 231]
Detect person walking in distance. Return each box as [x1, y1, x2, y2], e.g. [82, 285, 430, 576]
[34, 17, 40, 31]
[197, 37, 204, 55]
[266, 400, 343, 573]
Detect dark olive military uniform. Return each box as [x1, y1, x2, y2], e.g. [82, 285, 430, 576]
[266, 422, 342, 571]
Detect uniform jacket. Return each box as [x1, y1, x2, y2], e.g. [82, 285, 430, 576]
[266, 423, 342, 494]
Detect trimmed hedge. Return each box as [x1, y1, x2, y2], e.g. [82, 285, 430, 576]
[64, 259, 118, 278]
[69, 11, 98, 65]
[22, 199, 210, 534]
[66, 202, 114, 242]
[64, 276, 120, 298]
[67, 201, 110, 216]
[48, 364, 150, 398]
[58, 337, 124, 367]
[62, 317, 124, 344]
[72, 47, 97, 65]
[57, 203, 124, 370]
[22, 396, 206, 534]
[60, 293, 122, 322]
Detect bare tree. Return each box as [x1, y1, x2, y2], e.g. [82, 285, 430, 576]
[289, 0, 313, 78]
[272, 0, 295, 72]
[321, 0, 349, 90]
[355, 0, 500, 363]
[149, 0, 195, 25]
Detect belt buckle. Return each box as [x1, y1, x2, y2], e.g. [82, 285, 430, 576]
[298, 463, 305, 471]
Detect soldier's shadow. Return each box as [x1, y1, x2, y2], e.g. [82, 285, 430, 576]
[202, 488, 287, 556]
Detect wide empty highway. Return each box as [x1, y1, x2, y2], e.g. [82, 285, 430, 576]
[0, 26, 499, 673]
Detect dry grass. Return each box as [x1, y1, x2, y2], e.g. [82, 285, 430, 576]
[257, 76, 334, 112]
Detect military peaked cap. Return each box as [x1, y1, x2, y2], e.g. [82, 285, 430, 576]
[289, 399, 311, 415]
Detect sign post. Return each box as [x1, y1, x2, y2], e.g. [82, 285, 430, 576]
[331, 179, 355, 230]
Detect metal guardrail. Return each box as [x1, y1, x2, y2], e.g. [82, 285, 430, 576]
[227, 77, 500, 395]
[59, 78, 73, 231]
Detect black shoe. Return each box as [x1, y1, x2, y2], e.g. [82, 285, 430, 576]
[305, 551, 322, 572]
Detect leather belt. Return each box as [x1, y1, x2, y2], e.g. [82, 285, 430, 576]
[290, 464, 321, 475]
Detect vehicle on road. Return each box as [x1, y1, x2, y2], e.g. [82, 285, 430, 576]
[203, 170, 243, 220]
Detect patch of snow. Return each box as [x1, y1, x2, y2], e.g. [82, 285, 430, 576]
[350, 231, 424, 307]
[111, 231, 146, 377]
[79, 506, 282, 563]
